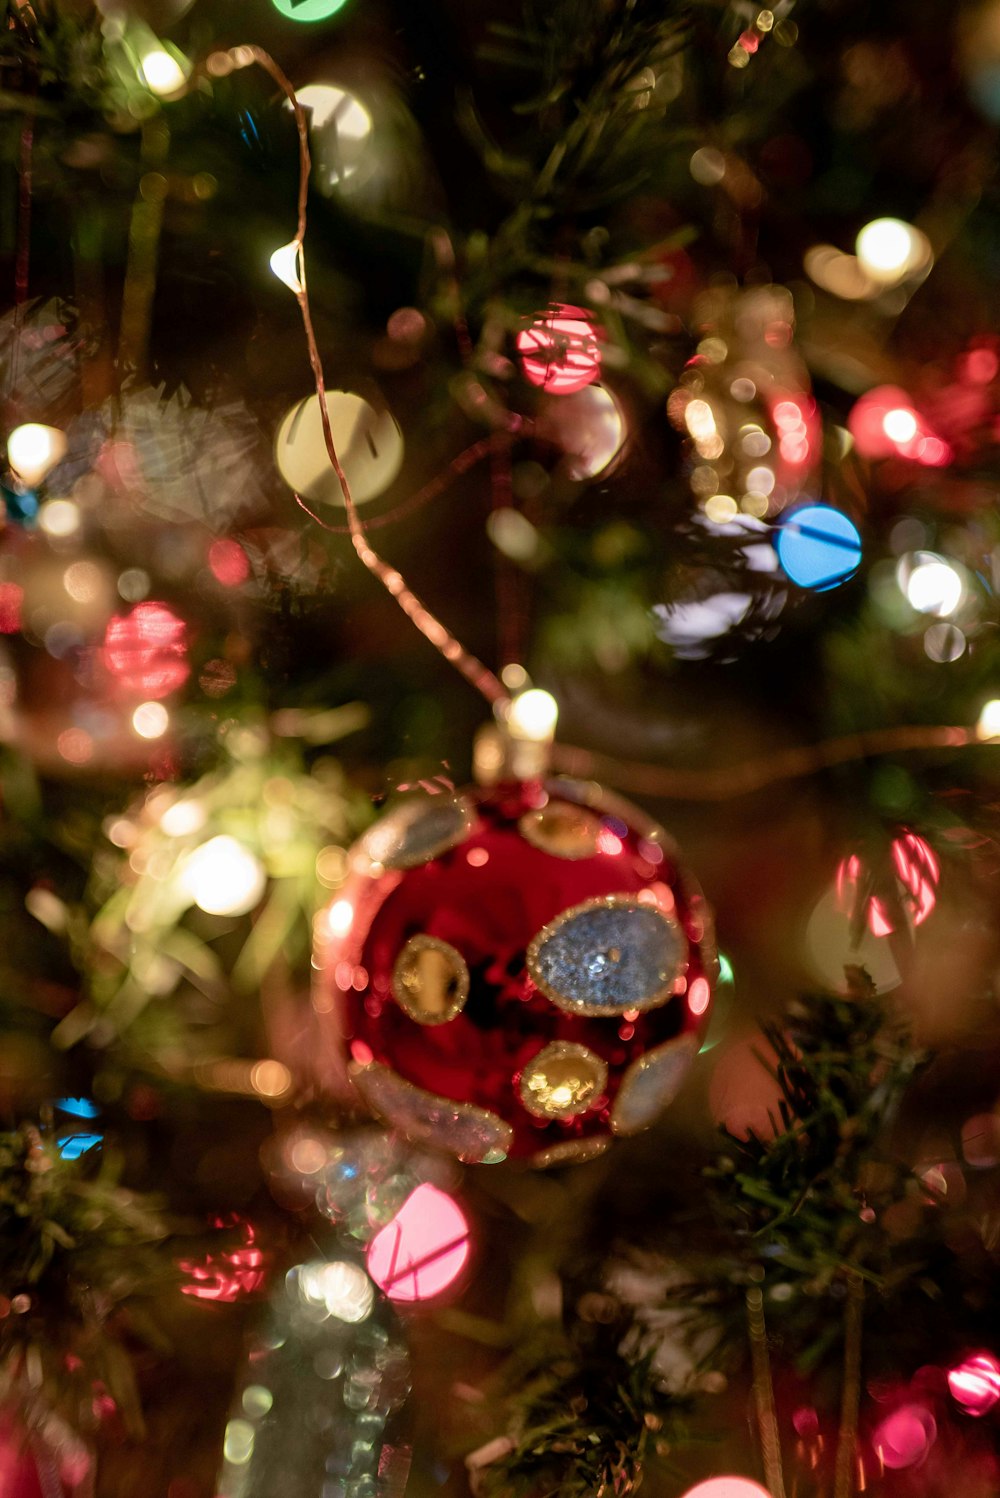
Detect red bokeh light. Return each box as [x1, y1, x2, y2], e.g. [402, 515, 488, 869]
[836, 831, 938, 937]
[516, 306, 602, 394]
[366, 1183, 470, 1302]
[102, 602, 189, 699]
[208, 538, 250, 588]
[0, 582, 23, 634]
[178, 1216, 267, 1303]
[848, 385, 952, 466]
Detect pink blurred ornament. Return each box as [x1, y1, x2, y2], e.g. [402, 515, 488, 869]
[516, 306, 602, 394]
[948, 1353, 1000, 1416]
[102, 602, 189, 699]
[872, 1403, 937, 1469]
[366, 1182, 470, 1302]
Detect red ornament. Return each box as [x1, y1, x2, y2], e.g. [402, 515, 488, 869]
[516, 306, 602, 394]
[317, 776, 714, 1164]
[101, 602, 189, 699]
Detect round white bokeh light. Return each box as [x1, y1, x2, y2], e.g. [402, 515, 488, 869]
[275, 391, 404, 507]
[182, 836, 266, 917]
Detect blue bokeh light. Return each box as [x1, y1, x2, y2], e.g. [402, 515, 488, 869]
[57, 1132, 103, 1160]
[776, 504, 862, 590]
[55, 1097, 100, 1119]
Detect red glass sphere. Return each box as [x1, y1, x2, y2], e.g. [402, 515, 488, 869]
[317, 776, 715, 1165]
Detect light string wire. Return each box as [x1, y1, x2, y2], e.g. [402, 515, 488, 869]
[212, 50, 983, 802]
[225, 47, 510, 712]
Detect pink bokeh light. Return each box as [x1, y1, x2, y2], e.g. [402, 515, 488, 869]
[836, 831, 938, 937]
[208, 538, 250, 588]
[872, 1403, 937, 1469]
[680, 1479, 773, 1498]
[178, 1216, 267, 1303]
[366, 1183, 470, 1303]
[517, 307, 602, 394]
[102, 602, 189, 699]
[948, 1353, 1000, 1416]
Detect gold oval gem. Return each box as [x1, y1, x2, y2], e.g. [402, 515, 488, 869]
[391, 935, 469, 1025]
[518, 1041, 608, 1120]
[519, 803, 604, 860]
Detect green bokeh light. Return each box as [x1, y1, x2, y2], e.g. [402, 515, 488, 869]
[272, 0, 349, 19]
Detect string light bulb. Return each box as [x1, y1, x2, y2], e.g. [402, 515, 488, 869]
[507, 688, 559, 744]
[976, 700, 1000, 741]
[269, 240, 306, 296]
[182, 836, 267, 917]
[855, 218, 931, 285]
[140, 47, 189, 98]
[7, 423, 67, 487]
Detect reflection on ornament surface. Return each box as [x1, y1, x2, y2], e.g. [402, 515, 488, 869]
[835, 832, 938, 937]
[535, 383, 626, 478]
[318, 777, 714, 1161]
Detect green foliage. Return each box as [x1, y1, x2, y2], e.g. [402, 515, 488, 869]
[710, 984, 923, 1295]
[56, 718, 371, 1066]
[476, 1310, 689, 1498]
[0, 1121, 167, 1436]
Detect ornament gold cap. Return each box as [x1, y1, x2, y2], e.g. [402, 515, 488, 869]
[474, 681, 559, 784]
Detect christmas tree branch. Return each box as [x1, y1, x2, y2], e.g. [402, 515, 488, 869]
[745, 1284, 786, 1498]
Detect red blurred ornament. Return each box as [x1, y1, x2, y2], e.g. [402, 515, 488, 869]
[102, 602, 189, 698]
[318, 773, 714, 1164]
[516, 306, 602, 394]
[836, 831, 939, 937]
